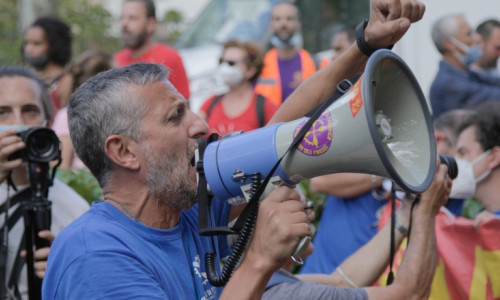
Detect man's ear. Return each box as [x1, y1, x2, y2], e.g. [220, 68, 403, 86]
[104, 135, 141, 170]
[489, 146, 500, 169]
[147, 17, 157, 36]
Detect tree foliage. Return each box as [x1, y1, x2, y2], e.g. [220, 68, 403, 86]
[0, 0, 23, 65]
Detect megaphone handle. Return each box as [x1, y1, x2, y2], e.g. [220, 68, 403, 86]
[291, 236, 311, 264]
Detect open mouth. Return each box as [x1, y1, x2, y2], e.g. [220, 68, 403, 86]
[190, 154, 196, 167]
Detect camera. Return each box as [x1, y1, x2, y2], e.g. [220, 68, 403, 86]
[9, 127, 61, 163]
[439, 155, 458, 180]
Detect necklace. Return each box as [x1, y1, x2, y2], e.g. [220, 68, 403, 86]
[105, 199, 201, 299]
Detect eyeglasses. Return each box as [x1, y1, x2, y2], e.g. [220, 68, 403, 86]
[218, 58, 244, 66]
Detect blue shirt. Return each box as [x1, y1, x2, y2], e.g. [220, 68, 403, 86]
[430, 60, 500, 119]
[42, 200, 231, 299]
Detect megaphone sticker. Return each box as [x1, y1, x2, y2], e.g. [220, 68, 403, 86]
[292, 111, 333, 157]
[349, 80, 363, 118]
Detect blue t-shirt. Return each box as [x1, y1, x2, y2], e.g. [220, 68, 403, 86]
[300, 192, 386, 274]
[42, 200, 231, 299]
[278, 53, 302, 103]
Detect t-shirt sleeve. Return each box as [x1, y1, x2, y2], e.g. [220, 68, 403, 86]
[263, 281, 369, 300]
[47, 252, 168, 299]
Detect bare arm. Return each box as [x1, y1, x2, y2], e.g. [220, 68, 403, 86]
[297, 199, 411, 287]
[310, 173, 383, 198]
[365, 161, 450, 300]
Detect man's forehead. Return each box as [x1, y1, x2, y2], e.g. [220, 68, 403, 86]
[272, 3, 298, 17]
[122, 1, 147, 17]
[0, 76, 42, 101]
[456, 126, 479, 151]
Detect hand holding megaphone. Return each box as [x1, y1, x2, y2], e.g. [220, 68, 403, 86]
[248, 185, 312, 270]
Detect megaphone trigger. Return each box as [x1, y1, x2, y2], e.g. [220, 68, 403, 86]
[291, 236, 312, 264]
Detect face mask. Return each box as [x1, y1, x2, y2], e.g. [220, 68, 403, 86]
[24, 54, 49, 70]
[0, 125, 31, 134]
[270, 32, 302, 48]
[449, 150, 491, 199]
[450, 38, 482, 67]
[217, 62, 244, 86]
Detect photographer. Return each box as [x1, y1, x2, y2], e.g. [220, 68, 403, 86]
[0, 66, 89, 299]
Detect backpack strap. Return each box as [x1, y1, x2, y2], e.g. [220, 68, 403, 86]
[205, 95, 224, 121]
[255, 94, 266, 128]
[0, 188, 31, 300]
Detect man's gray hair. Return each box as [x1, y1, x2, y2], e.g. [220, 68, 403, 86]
[431, 15, 462, 54]
[68, 63, 170, 187]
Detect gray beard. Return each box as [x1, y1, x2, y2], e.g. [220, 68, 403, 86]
[142, 144, 197, 211]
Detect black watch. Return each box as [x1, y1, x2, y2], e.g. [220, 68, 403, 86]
[355, 19, 394, 57]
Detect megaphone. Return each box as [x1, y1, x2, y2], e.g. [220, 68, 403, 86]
[202, 49, 436, 202]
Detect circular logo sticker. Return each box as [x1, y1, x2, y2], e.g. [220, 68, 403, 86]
[293, 111, 333, 156]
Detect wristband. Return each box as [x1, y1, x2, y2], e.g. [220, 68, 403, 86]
[355, 19, 394, 57]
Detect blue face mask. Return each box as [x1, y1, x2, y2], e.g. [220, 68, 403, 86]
[270, 32, 302, 48]
[450, 38, 482, 67]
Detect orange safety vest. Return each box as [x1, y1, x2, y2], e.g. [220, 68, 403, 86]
[255, 48, 317, 107]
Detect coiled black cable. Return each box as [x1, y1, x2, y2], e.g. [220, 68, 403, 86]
[206, 172, 261, 287]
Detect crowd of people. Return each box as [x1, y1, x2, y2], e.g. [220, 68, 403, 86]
[0, 0, 498, 299]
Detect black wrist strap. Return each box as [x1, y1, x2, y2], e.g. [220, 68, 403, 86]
[356, 19, 394, 57]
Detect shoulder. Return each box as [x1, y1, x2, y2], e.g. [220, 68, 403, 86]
[114, 49, 130, 65]
[155, 43, 182, 58]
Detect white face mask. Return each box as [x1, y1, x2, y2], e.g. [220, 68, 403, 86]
[450, 150, 491, 199]
[216, 62, 244, 86]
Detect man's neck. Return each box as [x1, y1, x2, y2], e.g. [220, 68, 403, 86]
[128, 38, 156, 60]
[476, 171, 500, 213]
[103, 177, 182, 229]
[276, 46, 299, 60]
[443, 53, 466, 71]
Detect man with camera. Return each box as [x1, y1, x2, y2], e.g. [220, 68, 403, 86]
[0, 66, 89, 299]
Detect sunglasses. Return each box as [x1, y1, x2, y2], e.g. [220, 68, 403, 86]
[218, 58, 244, 66]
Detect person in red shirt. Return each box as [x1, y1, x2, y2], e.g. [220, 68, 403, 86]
[114, 0, 190, 100]
[198, 40, 278, 137]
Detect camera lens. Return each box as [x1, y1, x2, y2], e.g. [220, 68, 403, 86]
[439, 155, 458, 180]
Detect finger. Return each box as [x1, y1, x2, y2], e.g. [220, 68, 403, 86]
[266, 186, 300, 204]
[38, 230, 56, 244]
[409, 1, 425, 23]
[0, 129, 19, 140]
[34, 260, 46, 279]
[20, 250, 26, 259]
[33, 247, 50, 261]
[385, 0, 402, 21]
[0, 140, 24, 160]
[399, 0, 411, 20]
